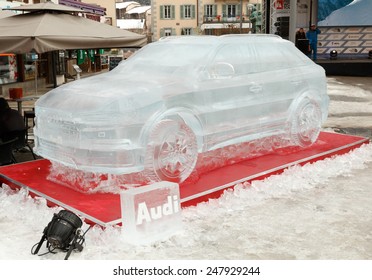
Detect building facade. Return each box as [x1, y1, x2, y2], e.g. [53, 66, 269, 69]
[151, 0, 262, 41]
[83, 0, 117, 26]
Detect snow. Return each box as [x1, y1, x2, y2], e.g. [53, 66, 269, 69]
[324, 77, 372, 128]
[117, 18, 144, 29]
[116, 1, 139, 10]
[126, 5, 150, 14]
[1, 141, 372, 260]
[0, 76, 372, 277]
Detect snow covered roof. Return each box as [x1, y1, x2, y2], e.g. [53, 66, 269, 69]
[116, 1, 139, 10]
[126, 5, 150, 14]
[117, 19, 144, 29]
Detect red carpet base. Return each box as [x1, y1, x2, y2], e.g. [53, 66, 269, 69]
[0, 132, 369, 227]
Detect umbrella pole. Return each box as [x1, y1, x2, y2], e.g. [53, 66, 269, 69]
[52, 51, 57, 88]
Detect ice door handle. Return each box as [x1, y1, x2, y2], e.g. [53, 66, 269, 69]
[291, 80, 302, 85]
[249, 84, 262, 93]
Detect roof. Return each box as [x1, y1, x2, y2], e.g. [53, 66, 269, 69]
[116, 2, 140, 10]
[59, 0, 106, 16]
[4, 2, 84, 13]
[117, 19, 144, 29]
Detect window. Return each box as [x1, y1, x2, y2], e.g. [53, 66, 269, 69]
[160, 28, 175, 37]
[204, 4, 217, 21]
[55, 50, 67, 76]
[24, 53, 38, 81]
[184, 5, 191, 18]
[160, 5, 175, 20]
[255, 43, 307, 71]
[116, 8, 125, 19]
[213, 43, 259, 75]
[164, 29, 172, 36]
[222, 4, 240, 18]
[164, 5, 171, 19]
[205, 5, 214, 17]
[0, 54, 18, 84]
[205, 29, 214, 35]
[182, 28, 192, 35]
[181, 5, 195, 19]
[227, 5, 236, 17]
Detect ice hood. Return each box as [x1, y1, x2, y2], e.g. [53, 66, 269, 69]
[36, 71, 170, 114]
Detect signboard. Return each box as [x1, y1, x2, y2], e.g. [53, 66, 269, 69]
[120, 181, 182, 245]
[109, 56, 122, 71]
[317, 26, 372, 58]
[275, 0, 284, 10]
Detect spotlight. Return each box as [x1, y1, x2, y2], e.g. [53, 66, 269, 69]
[31, 210, 90, 260]
[369, 50, 372, 59]
[330, 50, 338, 60]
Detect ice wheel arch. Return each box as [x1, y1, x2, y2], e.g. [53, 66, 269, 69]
[290, 97, 322, 147]
[144, 119, 198, 183]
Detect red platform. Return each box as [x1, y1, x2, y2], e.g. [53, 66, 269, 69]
[0, 132, 369, 227]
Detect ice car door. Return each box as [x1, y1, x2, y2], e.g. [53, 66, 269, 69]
[254, 42, 301, 135]
[201, 43, 264, 150]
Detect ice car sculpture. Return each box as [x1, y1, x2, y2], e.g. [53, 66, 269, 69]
[34, 35, 328, 191]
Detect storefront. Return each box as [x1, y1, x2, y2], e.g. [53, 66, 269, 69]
[0, 0, 107, 90]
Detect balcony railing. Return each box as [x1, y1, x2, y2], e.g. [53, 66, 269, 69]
[203, 15, 250, 24]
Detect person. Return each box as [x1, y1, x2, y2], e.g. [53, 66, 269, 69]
[295, 28, 310, 55]
[306, 24, 321, 60]
[0, 97, 26, 142]
[295, 28, 306, 46]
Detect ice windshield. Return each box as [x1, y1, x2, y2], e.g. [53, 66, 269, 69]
[114, 41, 215, 76]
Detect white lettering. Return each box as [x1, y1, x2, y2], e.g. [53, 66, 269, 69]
[136, 195, 180, 225]
[163, 195, 180, 215]
[150, 206, 162, 220]
[173, 195, 179, 213]
[136, 202, 151, 225]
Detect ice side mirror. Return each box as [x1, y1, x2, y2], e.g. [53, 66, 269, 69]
[210, 62, 235, 79]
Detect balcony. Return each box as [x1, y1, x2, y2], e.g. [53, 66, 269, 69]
[203, 15, 250, 24]
[201, 15, 252, 32]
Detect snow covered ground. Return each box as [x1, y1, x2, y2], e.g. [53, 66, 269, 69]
[0, 76, 371, 268]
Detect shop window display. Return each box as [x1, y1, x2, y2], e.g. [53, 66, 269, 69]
[0, 54, 18, 84]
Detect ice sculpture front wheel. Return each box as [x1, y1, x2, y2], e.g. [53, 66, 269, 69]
[291, 98, 322, 147]
[145, 119, 198, 183]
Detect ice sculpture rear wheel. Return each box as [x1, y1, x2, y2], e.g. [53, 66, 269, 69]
[145, 119, 198, 183]
[291, 98, 322, 147]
